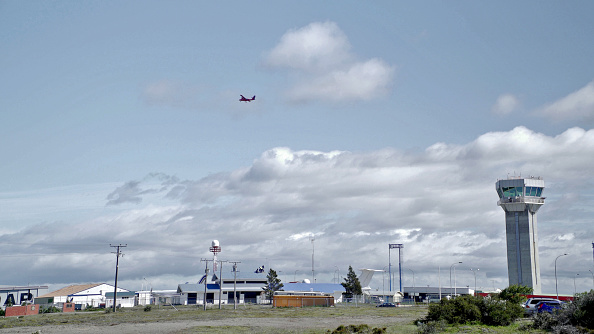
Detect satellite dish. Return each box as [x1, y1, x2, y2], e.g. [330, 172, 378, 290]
[302, 279, 311, 284]
[212, 240, 220, 247]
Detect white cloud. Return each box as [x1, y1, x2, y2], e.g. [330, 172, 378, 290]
[2, 127, 594, 295]
[265, 21, 395, 103]
[536, 80, 594, 122]
[265, 21, 352, 72]
[287, 59, 394, 102]
[491, 93, 520, 115]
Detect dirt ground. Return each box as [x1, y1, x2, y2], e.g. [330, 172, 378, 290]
[0, 315, 413, 334]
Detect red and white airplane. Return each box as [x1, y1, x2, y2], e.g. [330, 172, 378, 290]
[239, 95, 256, 102]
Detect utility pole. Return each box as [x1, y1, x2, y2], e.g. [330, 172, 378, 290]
[201, 259, 214, 311]
[229, 261, 241, 310]
[110, 244, 127, 312]
[218, 260, 227, 309]
[310, 235, 315, 283]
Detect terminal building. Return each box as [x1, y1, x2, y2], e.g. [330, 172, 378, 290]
[496, 176, 545, 294]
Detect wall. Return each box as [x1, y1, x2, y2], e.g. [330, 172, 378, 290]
[273, 295, 334, 307]
[5, 305, 39, 317]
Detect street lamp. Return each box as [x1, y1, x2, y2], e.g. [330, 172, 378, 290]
[450, 262, 462, 298]
[294, 270, 299, 282]
[335, 266, 340, 284]
[382, 266, 387, 295]
[470, 268, 479, 296]
[589, 270, 594, 289]
[555, 253, 568, 299]
[405, 268, 415, 302]
[574, 273, 580, 295]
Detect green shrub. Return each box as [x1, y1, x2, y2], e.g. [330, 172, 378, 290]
[144, 305, 152, 312]
[480, 298, 523, 326]
[416, 320, 446, 334]
[40, 305, 62, 314]
[420, 294, 523, 327]
[527, 290, 594, 333]
[498, 284, 532, 305]
[425, 295, 481, 324]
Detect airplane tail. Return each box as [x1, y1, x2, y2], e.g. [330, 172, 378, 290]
[252, 96, 256, 100]
[359, 269, 385, 291]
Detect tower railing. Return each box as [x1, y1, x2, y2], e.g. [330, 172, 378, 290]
[497, 196, 545, 206]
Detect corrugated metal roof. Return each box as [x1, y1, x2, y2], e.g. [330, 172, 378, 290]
[37, 283, 103, 298]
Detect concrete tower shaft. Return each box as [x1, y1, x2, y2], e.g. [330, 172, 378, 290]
[496, 176, 545, 294]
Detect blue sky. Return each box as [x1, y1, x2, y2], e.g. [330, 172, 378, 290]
[1, 1, 594, 295]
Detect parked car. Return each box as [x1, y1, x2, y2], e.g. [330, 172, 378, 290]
[523, 297, 557, 314]
[536, 300, 564, 313]
[376, 302, 396, 307]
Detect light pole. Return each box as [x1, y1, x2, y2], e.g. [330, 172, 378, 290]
[589, 270, 594, 289]
[470, 268, 479, 296]
[335, 266, 340, 284]
[310, 235, 315, 283]
[294, 270, 299, 282]
[405, 268, 415, 302]
[450, 262, 462, 298]
[555, 253, 568, 299]
[382, 266, 387, 296]
[574, 273, 580, 295]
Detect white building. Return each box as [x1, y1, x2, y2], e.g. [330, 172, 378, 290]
[35, 283, 130, 308]
[178, 270, 268, 305]
[136, 290, 180, 306]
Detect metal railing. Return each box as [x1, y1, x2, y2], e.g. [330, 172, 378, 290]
[498, 196, 545, 205]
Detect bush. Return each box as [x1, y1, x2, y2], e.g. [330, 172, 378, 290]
[144, 305, 152, 312]
[480, 298, 524, 326]
[425, 295, 481, 324]
[420, 294, 523, 327]
[566, 290, 594, 329]
[416, 320, 446, 334]
[40, 305, 62, 314]
[528, 290, 594, 333]
[329, 324, 386, 333]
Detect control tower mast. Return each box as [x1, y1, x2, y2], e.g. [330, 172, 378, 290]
[496, 176, 545, 294]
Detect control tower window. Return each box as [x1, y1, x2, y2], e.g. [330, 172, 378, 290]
[525, 187, 543, 197]
[501, 186, 523, 198]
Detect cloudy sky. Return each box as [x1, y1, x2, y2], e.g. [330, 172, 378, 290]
[1, 1, 594, 295]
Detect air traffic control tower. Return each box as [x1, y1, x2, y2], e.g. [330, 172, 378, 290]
[496, 176, 545, 294]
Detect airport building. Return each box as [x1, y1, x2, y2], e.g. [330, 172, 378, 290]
[496, 176, 545, 294]
[1, 285, 48, 310]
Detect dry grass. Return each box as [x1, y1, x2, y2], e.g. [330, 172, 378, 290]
[0, 303, 424, 333]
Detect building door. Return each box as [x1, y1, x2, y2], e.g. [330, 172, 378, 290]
[187, 293, 197, 304]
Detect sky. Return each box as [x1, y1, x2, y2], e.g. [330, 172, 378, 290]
[1, 1, 594, 296]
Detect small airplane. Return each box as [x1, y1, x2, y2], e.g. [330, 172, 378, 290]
[239, 95, 256, 102]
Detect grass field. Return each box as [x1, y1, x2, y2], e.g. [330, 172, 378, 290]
[0, 304, 544, 334]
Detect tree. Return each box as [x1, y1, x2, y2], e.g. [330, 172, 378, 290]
[262, 268, 284, 300]
[498, 284, 532, 305]
[341, 265, 362, 298]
